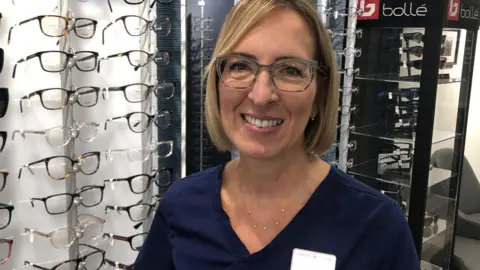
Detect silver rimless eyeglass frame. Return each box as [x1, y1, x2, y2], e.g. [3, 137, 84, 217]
[12, 121, 99, 148]
[23, 213, 106, 249]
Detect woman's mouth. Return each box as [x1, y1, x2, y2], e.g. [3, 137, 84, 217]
[241, 113, 284, 128]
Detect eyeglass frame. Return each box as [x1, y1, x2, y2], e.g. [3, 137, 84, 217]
[30, 185, 105, 215]
[215, 54, 326, 93]
[0, 131, 6, 153]
[24, 213, 106, 248]
[104, 110, 172, 133]
[8, 15, 98, 44]
[107, 0, 172, 12]
[103, 232, 148, 251]
[104, 168, 173, 194]
[0, 171, 8, 192]
[19, 86, 101, 112]
[12, 121, 100, 148]
[24, 244, 105, 270]
[104, 258, 133, 270]
[97, 49, 169, 73]
[18, 151, 101, 180]
[12, 50, 99, 78]
[0, 88, 8, 118]
[105, 196, 163, 222]
[0, 203, 14, 230]
[102, 83, 159, 103]
[0, 238, 13, 265]
[102, 15, 171, 45]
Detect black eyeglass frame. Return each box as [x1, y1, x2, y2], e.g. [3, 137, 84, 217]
[19, 86, 100, 112]
[103, 232, 148, 251]
[107, 0, 172, 12]
[12, 50, 99, 78]
[104, 110, 172, 133]
[104, 168, 172, 194]
[0, 203, 14, 230]
[30, 185, 105, 215]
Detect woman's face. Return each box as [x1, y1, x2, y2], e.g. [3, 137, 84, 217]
[218, 8, 319, 159]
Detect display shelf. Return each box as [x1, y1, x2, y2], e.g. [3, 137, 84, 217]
[348, 158, 456, 188]
[355, 73, 463, 84]
[351, 121, 460, 145]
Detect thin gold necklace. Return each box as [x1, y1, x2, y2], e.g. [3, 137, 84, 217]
[243, 181, 308, 231]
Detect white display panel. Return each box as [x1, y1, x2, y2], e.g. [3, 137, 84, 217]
[0, 0, 159, 268]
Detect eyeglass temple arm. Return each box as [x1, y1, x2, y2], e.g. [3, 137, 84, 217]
[105, 205, 128, 214]
[7, 17, 38, 45]
[107, 0, 113, 12]
[24, 228, 49, 238]
[24, 261, 50, 270]
[104, 233, 129, 242]
[101, 87, 123, 99]
[18, 159, 45, 179]
[12, 130, 46, 140]
[104, 116, 124, 130]
[29, 198, 44, 208]
[97, 53, 123, 72]
[101, 21, 116, 45]
[19, 92, 39, 113]
[12, 53, 37, 79]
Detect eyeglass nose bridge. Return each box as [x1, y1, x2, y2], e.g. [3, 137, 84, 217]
[250, 63, 279, 89]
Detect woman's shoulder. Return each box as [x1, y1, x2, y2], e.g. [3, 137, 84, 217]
[160, 165, 223, 207]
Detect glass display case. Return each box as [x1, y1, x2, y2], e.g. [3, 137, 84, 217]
[346, 0, 479, 268]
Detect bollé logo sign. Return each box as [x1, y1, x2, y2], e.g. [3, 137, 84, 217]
[447, 0, 461, 21]
[447, 0, 480, 21]
[357, 0, 380, 20]
[357, 0, 427, 20]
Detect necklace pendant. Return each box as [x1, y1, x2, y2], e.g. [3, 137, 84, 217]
[275, 221, 279, 225]
[263, 226, 268, 231]
[252, 224, 257, 228]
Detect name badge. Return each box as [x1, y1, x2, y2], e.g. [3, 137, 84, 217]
[290, 248, 336, 270]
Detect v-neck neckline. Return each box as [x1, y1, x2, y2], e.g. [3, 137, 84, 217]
[213, 164, 336, 265]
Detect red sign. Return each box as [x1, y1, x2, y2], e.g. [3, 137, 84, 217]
[447, 0, 461, 21]
[357, 0, 380, 20]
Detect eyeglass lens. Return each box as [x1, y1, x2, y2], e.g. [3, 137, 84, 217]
[123, 16, 149, 36]
[39, 16, 68, 37]
[0, 240, 11, 264]
[0, 208, 12, 229]
[124, 84, 151, 102]
[74, 19, 96, 39]
[129, 204, 152, 221]
[0, 172, 6, 192]
[127, 51, 149, 67]
[39, 52, 69, 72]
[156, 169, 172, 188]
[156, 110, 172, 129]
[154, 17, 171, 37]
[46, 154, 99, 179]
[74, 51, 97, 71]
[131, 234, 146, 250]
[0, 88, 8, 118]
[155, 82, 175, 99]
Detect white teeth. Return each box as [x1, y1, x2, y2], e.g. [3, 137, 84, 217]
[243, 115, 283, 128]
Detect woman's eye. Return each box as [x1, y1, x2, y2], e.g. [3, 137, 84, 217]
[229, 62, 249, 71]
[281, 66, 302, 76]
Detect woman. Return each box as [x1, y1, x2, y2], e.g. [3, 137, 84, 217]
[135, 0, 420, 269]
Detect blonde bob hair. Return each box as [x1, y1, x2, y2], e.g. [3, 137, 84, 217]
[204, 0, 339, 156]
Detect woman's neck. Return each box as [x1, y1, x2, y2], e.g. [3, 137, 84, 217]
[228, 149, 321, 198]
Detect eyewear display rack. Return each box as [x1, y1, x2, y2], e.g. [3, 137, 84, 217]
[184, 0, 233, 175]
[344, 0, 479, 269]
[0, 0, 179, 269]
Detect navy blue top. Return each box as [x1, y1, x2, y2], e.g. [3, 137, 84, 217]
[134, 165, 420, 270]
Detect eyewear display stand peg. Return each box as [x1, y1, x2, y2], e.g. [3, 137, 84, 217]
[58, 0, 79, 266]
[337, 0, 359, 172]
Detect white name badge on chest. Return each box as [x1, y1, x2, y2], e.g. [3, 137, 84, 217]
[290, 248, 336, 270]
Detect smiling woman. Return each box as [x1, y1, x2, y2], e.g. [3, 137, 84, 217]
[134, 0, 420, 269]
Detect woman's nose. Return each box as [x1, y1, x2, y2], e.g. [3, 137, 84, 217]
[247, 70, 278, 105]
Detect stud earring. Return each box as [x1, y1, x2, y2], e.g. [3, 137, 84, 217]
[311, 115, 315, 121]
